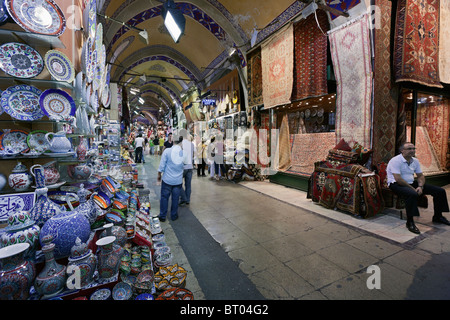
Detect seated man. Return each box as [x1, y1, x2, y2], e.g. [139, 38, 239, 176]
[387, 142, 450, 234]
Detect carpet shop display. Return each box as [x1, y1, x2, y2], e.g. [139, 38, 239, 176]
[329, 13, 373, 148]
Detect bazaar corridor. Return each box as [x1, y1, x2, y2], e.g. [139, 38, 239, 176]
[138, 153, 450, 300]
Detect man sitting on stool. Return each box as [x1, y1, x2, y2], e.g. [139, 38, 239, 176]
[387, 142, 450, 234]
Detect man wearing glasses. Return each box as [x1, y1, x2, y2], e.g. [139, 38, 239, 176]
[387, 142, 450, 234]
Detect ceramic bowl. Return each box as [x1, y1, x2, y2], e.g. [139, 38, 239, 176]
[106, 212, 123, 225]
[90, 288, 111, 300]
[135, 293, 154, 300]
[112, 200, 126, 210]
[112, 282, 132, 300]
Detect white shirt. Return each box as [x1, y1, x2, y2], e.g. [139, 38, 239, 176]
[135, 137, 145, 148]
[182, 139, 194, 170]
[386, 154, 422, 185]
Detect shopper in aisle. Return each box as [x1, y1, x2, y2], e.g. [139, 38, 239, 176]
[164, 133, 174, 150]
[159, 135, 165, 154]
[387, 142, 450, 234]
[196, 137, 207, 177]
[153, 135, 160, 156]
[180, 134, 195, 206]
[157, 134, 186, 222]
[134, 133, 145, 164]
[213, 132, 226, 181]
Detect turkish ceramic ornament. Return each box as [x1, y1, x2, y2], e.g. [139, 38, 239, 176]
[0, 42, 44, 78]
[67, 237, 97, 288]
[39, 195, 91, 259]
[29, 186, 65, 228]
[72, 184, 97, 225]
[8, 162, 32, 192]
[34, 234, 67, 298]
[0, 243, 35, 300]
[45, 131, 72, 153]
[96, 236, 124, 281]
[0, 85, 43, 121]
[76, 136, 88, 160]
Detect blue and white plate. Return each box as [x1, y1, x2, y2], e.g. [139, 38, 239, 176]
[0, 42, 44, 78]
[39, 88, 76, 120]
[0, 85, 43, 121]
[5, 0, 66, 36]
[44, 50, 75, 83]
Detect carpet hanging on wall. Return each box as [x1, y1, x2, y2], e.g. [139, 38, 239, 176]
[247, 48, 264, 107]
[439, 0, 450, 84]
[394, 0, 443, 88]
[291, 9, 329, 100]
[407, 126, 442, 174]
[329, 13, 372, 147]
[261, 23, 294, 109]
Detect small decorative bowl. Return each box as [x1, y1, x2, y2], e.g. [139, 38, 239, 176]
[135, 293, 154, 300]
[90, 288, 111, 300]
[112, 282, 132, 300]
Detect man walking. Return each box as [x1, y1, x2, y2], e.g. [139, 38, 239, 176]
[180, 134, 195, 206]
[134, 133, 145, 163]
[157, 134, 186, 222]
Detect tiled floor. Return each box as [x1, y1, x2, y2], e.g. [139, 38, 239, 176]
[140, 155, 450, 300]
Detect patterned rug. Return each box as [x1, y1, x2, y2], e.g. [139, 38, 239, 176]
[416, 102, 449, 169]
[440, 0, 450, 84]
[407, 126, 442, 174]
[287, 132, 336, 176]
[261, 23, 294, 109]
[247, 48, 263, 107]
[278, 113, 291, 171]
[394, 0, 443, 88]
[291, 10, 328, 100]
[372, 0, 398, 165]
[329, 13, 372, 147]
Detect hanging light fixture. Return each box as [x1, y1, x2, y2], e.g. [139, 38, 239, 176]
[161, 0, 185, 43]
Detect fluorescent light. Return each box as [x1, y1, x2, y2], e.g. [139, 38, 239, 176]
[165, 11, 182, 42]
[139, 97, 145, 104]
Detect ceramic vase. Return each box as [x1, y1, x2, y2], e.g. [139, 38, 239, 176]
[1, 210, 40, 261]
[8, 162, 32, 192]
[96, 236, 124, 281]
[29, 187, 65, 227]
[0, 243, 36, 300]
[43, 161, 60, 186]
[67, 237, 97, 289]
[76, 136, 88, 160]
[30, 164, 46, 189]
[39, 197, 91, 259]
[34, 235, 67, 299]
[99, 223, 127, 247]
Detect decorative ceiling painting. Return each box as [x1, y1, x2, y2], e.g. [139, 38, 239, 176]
[98, 0, 366, 118]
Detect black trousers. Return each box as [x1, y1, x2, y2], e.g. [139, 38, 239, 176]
[389, 181, 449, 219]
[135, 147, 143, 163]
[197, 158, 205, 176]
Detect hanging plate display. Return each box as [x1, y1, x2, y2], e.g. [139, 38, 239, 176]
[90, 89, 98, 112]
[0, 42, 44, 78]
[44, 50, 75, 83]
[5, 0, 66, 36]
[27, 130, 50, 153]
[95, 23, 102, 50]
[0, 85, 43, 121]
[0, 129, 29, 154]
[101, 83, 110, 108]
[92, 64, 102, 91]
[88, 0, 96, 39]
[39, 88, 76, 120]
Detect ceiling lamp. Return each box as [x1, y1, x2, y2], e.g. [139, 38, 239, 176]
[161, 0, 185, 43]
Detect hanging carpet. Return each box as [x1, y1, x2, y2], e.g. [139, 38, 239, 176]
[439, 0, 450, 84]
[247, 48, 263, 107]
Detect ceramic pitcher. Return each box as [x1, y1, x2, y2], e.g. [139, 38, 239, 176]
[45, 131, 72, 153]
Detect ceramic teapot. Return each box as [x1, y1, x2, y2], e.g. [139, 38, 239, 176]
[68, 163, 92, 180]
[8, 162, 32, 191]
[45, 131, 72, 153]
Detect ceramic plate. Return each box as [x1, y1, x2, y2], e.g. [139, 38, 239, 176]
[39, 88, 76, 120]
[0, 1, 9, 24]
[5, 0, 66, 36]
[90, 288, 110, 300]
[0, 89, 3, 115]
[0, 42, 44, 78]
[88, 0, 96, 39]
[0, 129, 29, 154]
[1, 85, 43, 121]
[27, 130, 50, 153]
[101, 84, 110, 108]
[95, 23, 102, 50]
[44, 50, 75, 83]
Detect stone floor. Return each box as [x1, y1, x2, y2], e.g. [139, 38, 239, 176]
[138, 154, 450, 300]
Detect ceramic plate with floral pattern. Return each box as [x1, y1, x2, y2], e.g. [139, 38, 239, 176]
[5, 0, 66, 36]
[0, 85, 43, 121]
[39, 88, 76, 120]
[0, 42, 44, 78]
[44, 50, 75, 83]
[27, 130, 50, 153]
[0, 129, 29, 154]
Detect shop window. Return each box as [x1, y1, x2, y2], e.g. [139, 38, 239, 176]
[402, 89, 450, 173]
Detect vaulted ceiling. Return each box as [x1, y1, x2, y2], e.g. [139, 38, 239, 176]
[98, 0, 363, 120]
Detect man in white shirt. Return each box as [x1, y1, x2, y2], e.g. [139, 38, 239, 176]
[387, 142, 450, 234]
[179, 134, 195, 206]
[134, 134, 145, 163]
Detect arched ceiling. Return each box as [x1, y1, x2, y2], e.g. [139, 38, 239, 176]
[97, 0, 361, 119]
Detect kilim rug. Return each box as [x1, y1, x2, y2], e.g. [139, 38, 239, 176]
[287, 132, 336, 176]
[261, 23, 294, 109]
[372, 0, 398, 165]
[439, 0, 450, 84]
[394, 0, 443, 88]
[278, 113, 291, 171]
[291, 10, 328, 100]
[416, 102, 449, 168]
[407, 126, 442, 174]
[247, 48, 263, 107]
[329, 14, 372, 147]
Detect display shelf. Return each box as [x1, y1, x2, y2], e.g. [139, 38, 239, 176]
[0, 76, 73, 90]
[0, 28, 66, 49]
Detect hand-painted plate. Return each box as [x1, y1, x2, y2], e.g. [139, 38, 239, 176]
[44, 50, 75, 83]
[1, 85, 43, 121]
[88, 0, 96, 39]
[5, 0, 66, 36]
[39, 88, 76, 120]
[27, 130, 50, 153]
[0, 129, 29, 154]
[0, 42, 44, 78]
[95, 23, 102, 50]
